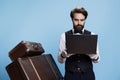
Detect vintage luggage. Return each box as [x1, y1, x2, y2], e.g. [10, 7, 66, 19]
[9, 40, 45, 61]
[6, 54, 63, 80]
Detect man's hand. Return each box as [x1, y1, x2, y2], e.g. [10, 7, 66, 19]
[61, 50, 67, 58]
[92, 57, 99, 63]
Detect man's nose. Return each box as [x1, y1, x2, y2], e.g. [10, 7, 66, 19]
[78, 21, 82, 25]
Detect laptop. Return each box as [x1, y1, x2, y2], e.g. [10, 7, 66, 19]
[66, 34, 98, 54]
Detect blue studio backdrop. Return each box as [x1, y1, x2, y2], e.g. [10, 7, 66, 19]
[0, 0, 120, 80]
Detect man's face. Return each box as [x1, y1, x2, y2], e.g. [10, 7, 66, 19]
[72, 13, 86, 31]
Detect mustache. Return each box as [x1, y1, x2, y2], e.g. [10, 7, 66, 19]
[76, 24, 83, 27]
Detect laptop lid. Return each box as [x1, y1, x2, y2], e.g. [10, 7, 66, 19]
[66, 34, 98, 54]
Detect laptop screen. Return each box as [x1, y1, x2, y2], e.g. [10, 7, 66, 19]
[66, 34, 98, 54]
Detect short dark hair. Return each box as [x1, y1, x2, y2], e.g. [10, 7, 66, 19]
[70, 7, 88, 19]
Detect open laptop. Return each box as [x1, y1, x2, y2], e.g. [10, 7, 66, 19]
[66, 34, 98, 54]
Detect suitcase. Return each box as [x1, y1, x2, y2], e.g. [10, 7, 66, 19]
[9, 40, 45, 61]
[6, 54, 63, 80]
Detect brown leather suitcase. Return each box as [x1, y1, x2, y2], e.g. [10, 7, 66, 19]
[9, 40, 45, 61]
[6, 54, 63, 80]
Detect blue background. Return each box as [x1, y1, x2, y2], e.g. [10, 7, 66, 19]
[0, 0, 120, 80]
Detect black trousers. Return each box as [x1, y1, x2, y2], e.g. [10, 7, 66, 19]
[64, 69, 95, 80]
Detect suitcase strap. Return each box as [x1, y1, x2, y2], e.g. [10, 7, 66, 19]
[28, 57, 41, 80]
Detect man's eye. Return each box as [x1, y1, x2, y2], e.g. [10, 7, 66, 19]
[74, 19, 78, 21]
[81, 19, 85, 21]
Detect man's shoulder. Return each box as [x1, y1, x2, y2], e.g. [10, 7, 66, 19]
[84, 29, 91, 34]
[84, 29, 97, 35]
[65, 29, 73, 35]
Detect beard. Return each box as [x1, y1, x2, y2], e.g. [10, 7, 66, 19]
[73, 24, 84, 32]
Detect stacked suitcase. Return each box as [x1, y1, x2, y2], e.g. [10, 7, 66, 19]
[6, 40, 63, 80]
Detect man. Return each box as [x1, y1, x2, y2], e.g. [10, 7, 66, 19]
[58, 7, 100, 80]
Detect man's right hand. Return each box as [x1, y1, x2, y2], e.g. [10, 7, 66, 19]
[61, 50, 67, 58]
